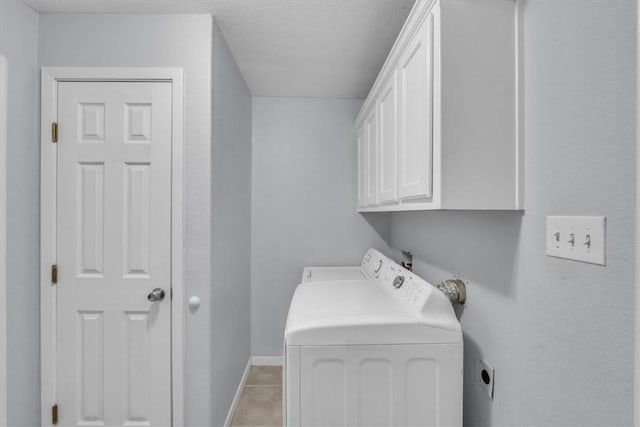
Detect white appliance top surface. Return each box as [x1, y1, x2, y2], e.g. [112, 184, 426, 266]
[301, 248, 389, 283]
[285, 280, 462, 346]
[302, 267, 367, 283]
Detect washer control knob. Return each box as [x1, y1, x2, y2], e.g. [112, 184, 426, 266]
[393, 275, 405, 289]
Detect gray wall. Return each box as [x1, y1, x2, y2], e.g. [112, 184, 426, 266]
[39, 14, 216, 426]
[390, 1, 636, 425]
[7, 2, 637, 426]
[0, 1, 40, 426]
[251, 97, 391, 356]
[210, 20, 252, 426]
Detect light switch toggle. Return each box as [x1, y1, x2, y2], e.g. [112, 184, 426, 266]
[583, 235, 591, 249]
[567, 233, 575, 246]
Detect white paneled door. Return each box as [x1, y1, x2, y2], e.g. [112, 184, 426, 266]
[56, 82, 172, 426]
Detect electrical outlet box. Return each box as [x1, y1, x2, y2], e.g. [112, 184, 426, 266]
[546, 216, 606, 265]
[476, 358, 495, 399]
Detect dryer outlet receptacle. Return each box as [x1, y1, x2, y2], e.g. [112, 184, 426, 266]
[476, 358, 495, 400]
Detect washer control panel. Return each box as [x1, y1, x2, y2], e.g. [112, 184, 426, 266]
[361, 248, 388, 279]
[378, 261, 430, 312]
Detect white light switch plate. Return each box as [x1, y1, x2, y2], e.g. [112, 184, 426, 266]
[546, 216, 606, 265]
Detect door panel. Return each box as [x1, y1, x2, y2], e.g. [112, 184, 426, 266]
[77, 311, 105, 423]
[357, 127, 366, 208]
[124, 163, 151, 277]
[365, 109, 378, 206]
[378, 73, 398, 204]
[56, 82, 172, 427]
[78, 163, 105, 277]
[398, 13, 434, 200]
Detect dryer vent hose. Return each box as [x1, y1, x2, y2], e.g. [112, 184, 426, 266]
[437, 279, 467, 306]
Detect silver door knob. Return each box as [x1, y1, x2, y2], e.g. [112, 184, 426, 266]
[148, 288, 166, 302]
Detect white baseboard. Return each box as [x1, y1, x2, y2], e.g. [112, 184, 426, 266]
[223, 359, 252, 427]
[251, 356, 283, 366]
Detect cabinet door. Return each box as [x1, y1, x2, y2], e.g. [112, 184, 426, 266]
[378, 73, 398, 204]
[398, 12, 434, 200]
[364, 108, 378, 206]
[357, 126, 366, 208]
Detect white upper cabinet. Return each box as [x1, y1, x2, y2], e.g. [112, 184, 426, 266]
[397, 13, 433, 201]
[354, 0, 521, 212]
[378, 72, 398, 204]
[364, 107, 378, 206]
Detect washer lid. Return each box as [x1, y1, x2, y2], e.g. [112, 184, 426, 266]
[285, 280, 462, 346]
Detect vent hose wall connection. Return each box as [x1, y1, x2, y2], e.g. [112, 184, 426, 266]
[437, 279, 467, 306]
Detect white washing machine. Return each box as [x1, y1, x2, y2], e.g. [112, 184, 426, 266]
[300, 248, 388, 283]
[284, 261, 463, 427]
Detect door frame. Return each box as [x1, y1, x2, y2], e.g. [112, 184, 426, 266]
[40, 67, 185, 426]
[0, 54, 8, 427]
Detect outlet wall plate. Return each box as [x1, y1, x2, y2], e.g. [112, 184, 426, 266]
[546, 216, 606, 265]
[476, 358, 495, 399]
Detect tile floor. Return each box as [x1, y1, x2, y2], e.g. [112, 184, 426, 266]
[231, 366, 283, 427]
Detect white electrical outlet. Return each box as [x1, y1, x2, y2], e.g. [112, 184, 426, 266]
[476, 358, 495, 399]
[546, 216, 606, 265]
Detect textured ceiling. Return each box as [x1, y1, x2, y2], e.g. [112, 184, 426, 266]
[23, 0, 415, 98]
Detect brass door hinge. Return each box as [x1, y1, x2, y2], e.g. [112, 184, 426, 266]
[52, 404, 58, 425]
[51, 264, 57, 285]
[51, 122, 58, 143]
